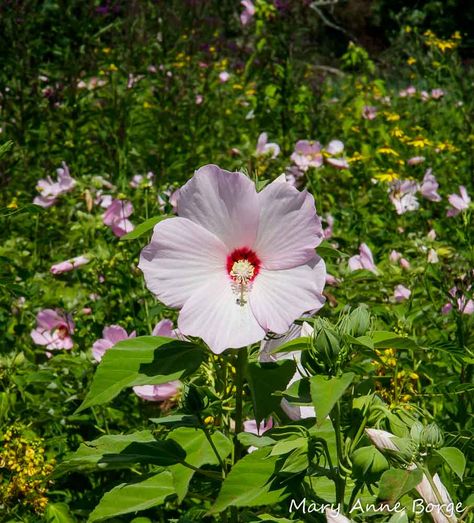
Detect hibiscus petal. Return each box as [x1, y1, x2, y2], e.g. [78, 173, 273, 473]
[176, 165, 259, 250]
[249, 259, 326, 334]
[178, 272, 266, 353]
[92, 339, 113, 362]
[36, 309, 65, 330]
[254, 182, 324, 269]
[139, 217, 228, 308]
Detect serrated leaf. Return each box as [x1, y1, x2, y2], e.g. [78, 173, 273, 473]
[76, 336, 203, 412]
[121, 215, 171, 240]
[435, 447, 466, 480]
[310, 373, 355, 425]
[88, 471, 175, 522]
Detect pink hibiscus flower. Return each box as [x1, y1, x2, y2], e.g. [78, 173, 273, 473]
[102, 199, 134, 237]
[50, 255, 90, 275]
[348, 243, 377, 274]
[92, 325, 137, 362]
[394, 284, 411, 302]
[389, 180, 419, 214]
[291, 140, 324, 171]
[33, 162, 75, 208]
[240, 0, 255, 25]
[362, 105, 377, 120]
[420, 169, 441, 202]
[31, 309, 74, 353]
[325, 140, 349, 170]
[138, 165, 326, 354]
[447, 186, 471, 217]
[255, 132, 280, 159]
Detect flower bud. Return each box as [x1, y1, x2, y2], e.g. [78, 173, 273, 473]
[420, 423, 444, 449]
[347, 306, 371, 337]
[410, 421, 424, 444]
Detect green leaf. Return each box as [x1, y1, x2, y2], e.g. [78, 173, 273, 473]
[209, 448, 288, 514]
[388, 511, 409, 523]
[76, 336, 203, 412]
[269, 336, 311, 355]
[45, 502, 76, 523]
[310, 373, 355, 425]
[88, 471, 175, 522]
[55, 431, 156, 476]
[167, 428, 232, 502]
[149, 414, 199, 427]
[247, 360, 296, 424]
[121, 215, 171, 240]
[372, 331, 417, 350]
[238, 432, 276, 449]
[378, 468, 423, 504]
[435, 447, 466, 480]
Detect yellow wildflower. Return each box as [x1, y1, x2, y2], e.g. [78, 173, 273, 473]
[377, 146, 400, 156]
[407, 57, 416, 65]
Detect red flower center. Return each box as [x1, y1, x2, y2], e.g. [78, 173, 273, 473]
[226, 247, 261, 282]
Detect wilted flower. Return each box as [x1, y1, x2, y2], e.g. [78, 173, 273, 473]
[326, 508, 352, 523]
[31, 309, 74, 353]
[394, 284, 411, 302]
[139, 165, 326, 353]
[365, 428, 399, 452]
[420, 169, 441, 202]
[92, 325, 136, 362]
[291, 140, 323, 171]
[50, 255, 90, 275]
[415, 473, 457, 523]
[447, 186, 471, 217]
[255, 132, 280, 158]
[33, 162, 75, 208]
[326, 273, 340, 286]
[362, 105, 377, 120]
[348, 243, 377, 274]
[103, 199, 134, 237]
[407, 156, 425, 166]
[240, 0, 255, 25]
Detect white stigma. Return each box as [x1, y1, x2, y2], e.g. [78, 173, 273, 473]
[230, 259, 255, 307]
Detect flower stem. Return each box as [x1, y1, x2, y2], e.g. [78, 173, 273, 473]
[233, 347, 248, 463]
[421, 466, 457, 523]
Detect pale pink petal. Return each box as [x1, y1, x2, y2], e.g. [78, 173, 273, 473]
[37, 309, 65, 330]
[249, 258, 326, 334]
[176, 165, 259, 251]
[92, 339, 113, 362]
[103, 325, 131, 344]
[50, 255, 90, 275]
[326, 140, 344, 155]
[178, 271, 266, 353]
[365, 428, 399, 452]
[326, 158, 349, 169]
[133, 381, 180, 401]
[138, 217, 228, 309]
[152, 319, 175, 337]
[31, 328, 54, 346]
[254, 181, 324, 269]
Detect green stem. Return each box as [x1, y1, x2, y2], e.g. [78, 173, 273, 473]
[331, 402, 346, 507]
[233, 348, 247, 463]
[421, 466, 457, 523]
[199, 416, 226, 478]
